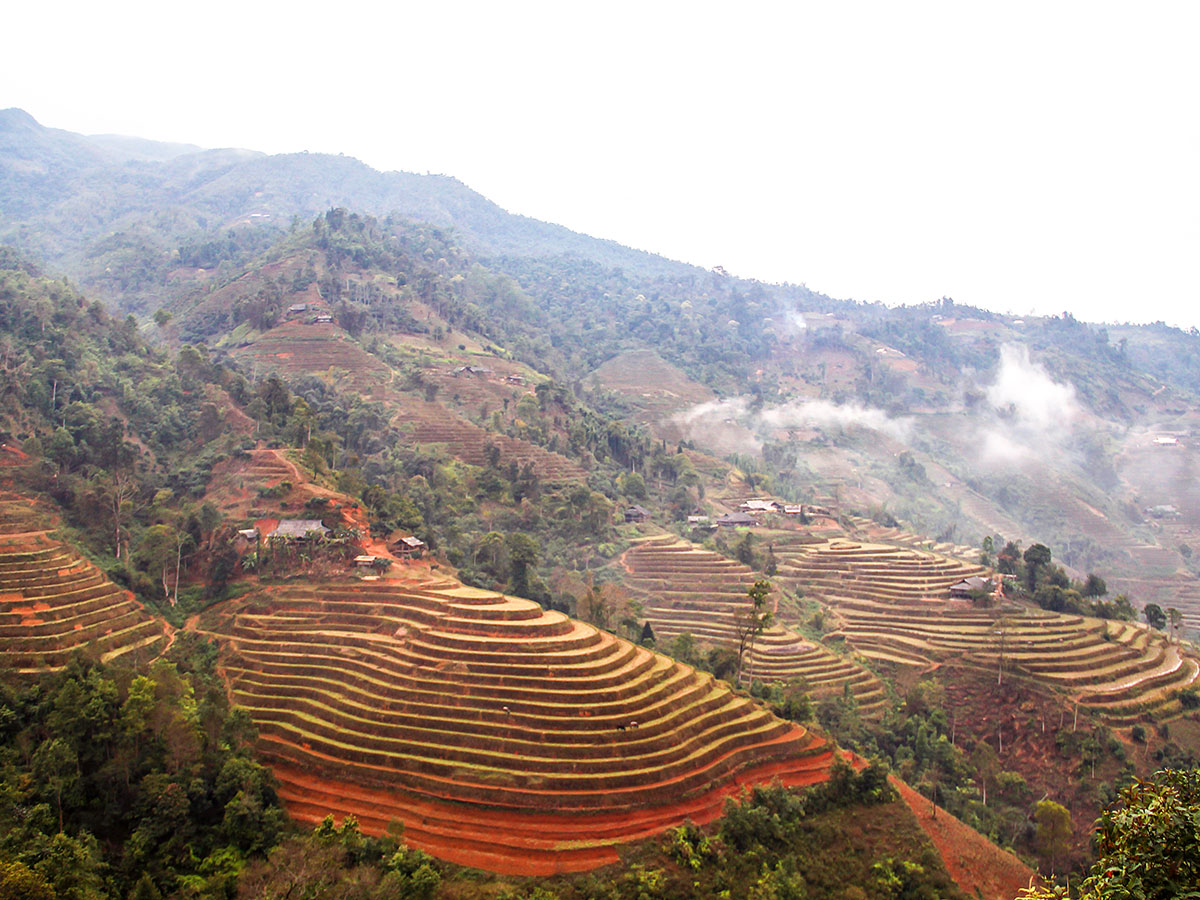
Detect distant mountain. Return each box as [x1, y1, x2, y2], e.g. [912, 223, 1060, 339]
[8, 107, 1200, 631]
[83, 132, 203, 163]
[0, 108, 699, 289]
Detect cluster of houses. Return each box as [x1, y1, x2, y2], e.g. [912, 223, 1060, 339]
[682, 500, 834, 528]
[738, 499, 834, 518]
[234, 519, 427, 570]
[623, 498, 834, 530]
[236, 519, 330, 546]
[285, 302, 334, 325]
[450, 365, 526, 386]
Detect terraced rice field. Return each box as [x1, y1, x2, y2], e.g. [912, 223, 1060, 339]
[823, 596, 1200, 724]
[0, 493, 55, 535]
[844, 515, 980, 559]
[775, 537, 989, 605]
[622, 537, 887, 717]
[0, 531, 165, 673]
[390, 397, 587, 484]
[0, 446, 38, 496]
[241, 448, 296, 487]
[774, 538, 1200, 725]
[202, 577, 832, 874]
[425, 368, 527, 411]
[231, 321, 394, 397]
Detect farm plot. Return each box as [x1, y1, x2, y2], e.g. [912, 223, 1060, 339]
[389, 396, 587, 484]
[775, 538, 989, 605]
[205, 447, 310, 518]
[823, 596, 1200, 725]
[844, 515, 980, 559]
[0, 531, 165, 673]
[0, 492, 56, 535]
[622, 537, 886, 717]
[775, 537, 1200, 724]
[0, 445, 37, 494]
[231, 321, 394, 398]
[202, 577, 833, 875]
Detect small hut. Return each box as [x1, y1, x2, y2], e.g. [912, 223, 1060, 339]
[394, 536, 426, 558]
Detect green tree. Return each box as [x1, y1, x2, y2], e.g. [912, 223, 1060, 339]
[1023, 543, 1052, 591]
[1019, 769, 1200, 900]
[31, 738, 78, 833]
[619, 470, 646, 499]
[473, 531, 508, 580]
[1143, 603, 1167, 630]
[0, 858, 54, 900]
[1032, 799, 1072, 875]
[505, 533, 540, 599]
[735, 579, 773, 686]
[134, 524, 180, 603]
[997, 540, 1022, 576]
[735, 532, 756, 566]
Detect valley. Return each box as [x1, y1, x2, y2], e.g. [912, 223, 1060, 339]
[0, 110, 1198, 900]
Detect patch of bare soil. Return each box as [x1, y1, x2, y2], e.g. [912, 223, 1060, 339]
[892, 776, 1036, 900]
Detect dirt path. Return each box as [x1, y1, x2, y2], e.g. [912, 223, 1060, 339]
[836, 748, 1035, 900]
[155, 620, 178, 659]
[891, 776, 1036, 900]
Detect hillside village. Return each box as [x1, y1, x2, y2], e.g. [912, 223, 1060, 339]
[0, 110, 1197, 900]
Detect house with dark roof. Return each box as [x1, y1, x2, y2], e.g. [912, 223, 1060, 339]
[266, 519, 330, 541]
[949, 576, 990, 599]
[393, 536, 426, 557]
[624, 505, 652, 523]
[716, 512, 758, 528]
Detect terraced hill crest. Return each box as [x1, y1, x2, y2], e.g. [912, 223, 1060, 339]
[199, 573, 834, 874]
[773, 536, 1200, 724]
[0, 528, 166, 673]
[622, 535, 888, 717]
[225, 319, 588, 484]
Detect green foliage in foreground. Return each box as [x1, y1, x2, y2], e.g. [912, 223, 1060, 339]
[497, 765, 959, 900]
[0, 652, 959, 900]
[1019, 768, 1200, 900]
[0, 639, 283, 899]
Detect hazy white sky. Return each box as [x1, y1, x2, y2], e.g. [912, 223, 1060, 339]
[4, 1, 1198, 327]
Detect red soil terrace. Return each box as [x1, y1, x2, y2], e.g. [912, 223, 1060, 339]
[622, 536, 888, 716]
[201, 576, 834, 874]
[777, 536, 1200, 725]
[0, 530, 165, 673]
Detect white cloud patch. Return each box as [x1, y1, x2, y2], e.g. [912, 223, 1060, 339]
[986, 344, 1079, 429]
[759, 400, 913, 442]
[979, 344, 1080, 466]
[674, 397, 752, 426]
[672, 398, 762, 452]
[673, 396, 912, 451]
[979, 428, 1032, 464]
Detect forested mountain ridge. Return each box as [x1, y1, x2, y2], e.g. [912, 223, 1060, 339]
[0, 108, 698, 315]
[9, 105, 1200, 625]
[3, 110, 1200, 899]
